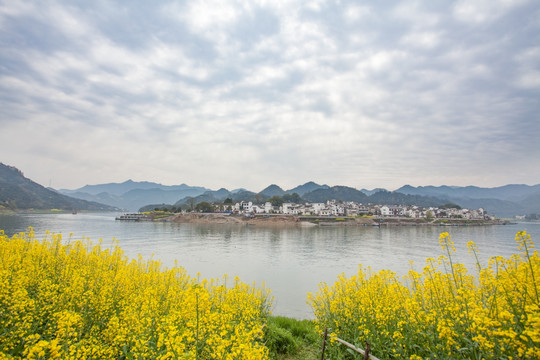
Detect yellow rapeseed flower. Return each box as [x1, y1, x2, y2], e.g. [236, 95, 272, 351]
[309, 231, 540, 359]
[0, 229, 272, 359]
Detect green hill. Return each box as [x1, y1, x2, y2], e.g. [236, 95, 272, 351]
[0, 163, 118, 211]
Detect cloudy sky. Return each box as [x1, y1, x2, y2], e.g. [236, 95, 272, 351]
[1, 0, 539, 192]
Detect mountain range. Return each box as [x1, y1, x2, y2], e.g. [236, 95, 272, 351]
[56, 177, 539, 217]
[64, 180, 540, 217]
[59, 181, 209, 211]
[395, 184, 540, 218]
[0, 163, 118, 211]
[1, 163, 539, 217]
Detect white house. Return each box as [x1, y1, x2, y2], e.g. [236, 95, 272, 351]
[281, 203, 292, 214]
[251, 205, 265, 214]
[312, 203, 326, 215]
[239, 201, 253, 213]
[381, 205, 405, 216]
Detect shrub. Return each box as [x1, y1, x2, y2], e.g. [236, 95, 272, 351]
[265, 320, 299, 356]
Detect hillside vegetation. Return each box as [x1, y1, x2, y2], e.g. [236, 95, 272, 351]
[0, 163, 116, 211]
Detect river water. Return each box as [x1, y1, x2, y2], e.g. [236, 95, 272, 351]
[1, 212, 539, 319]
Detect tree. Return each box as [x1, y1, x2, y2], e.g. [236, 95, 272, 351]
[224, 198, 233, 204]
[195, 201, 213, 212]
[187, 198, 196, 211]
[282, 192, 302, 204]
[439, 203, 462, 210]
[525, 213, 540, 220]
[269, 196, 284, 207]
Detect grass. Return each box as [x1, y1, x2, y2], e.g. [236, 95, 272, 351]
[265, 316, 321, 360]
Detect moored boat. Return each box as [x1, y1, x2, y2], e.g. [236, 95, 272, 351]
[115, 213, 151, 221]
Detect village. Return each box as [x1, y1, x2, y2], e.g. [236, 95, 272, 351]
[229, 200, 494, 221]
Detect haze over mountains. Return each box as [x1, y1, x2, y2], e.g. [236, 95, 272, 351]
[1, 163, 539, 217]
[0, 163, 117, 211]
[58, 178, 540, 217]
[59, 180, 209, 211]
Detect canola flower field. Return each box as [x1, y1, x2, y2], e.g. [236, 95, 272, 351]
[1, 228, 539, 359]
[309, 231, 540, 359]
[0, 229, 272, 359]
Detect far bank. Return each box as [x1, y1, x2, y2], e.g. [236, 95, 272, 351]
[145, 212, 513, 227]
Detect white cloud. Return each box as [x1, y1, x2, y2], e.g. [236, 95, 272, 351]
[513, 46, 540, 89]
[515, 71, 540, 89]
[453, 0, 530, 24]
[186, 1, 242, 32]
[400, 31, 441, 49]
[0, 0, 35, 22]
[1, 0, 539, 190]
[344, 5, 372, 23]
[392, 1, 441, 28]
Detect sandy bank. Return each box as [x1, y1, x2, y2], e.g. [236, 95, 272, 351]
[161, 213, 380, 227]
[156, 213, 507, 227]
[166, 213, 303, 226]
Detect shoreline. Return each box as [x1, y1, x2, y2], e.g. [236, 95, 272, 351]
[153, 212, 513, 227]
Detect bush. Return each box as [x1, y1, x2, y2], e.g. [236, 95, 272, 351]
[265, 320, 299, 355]
[270, 316, 319, 344]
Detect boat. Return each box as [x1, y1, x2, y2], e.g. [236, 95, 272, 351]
[115, 213, 151, 221]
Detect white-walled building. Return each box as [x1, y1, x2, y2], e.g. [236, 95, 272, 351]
[381, 205, 405, 216]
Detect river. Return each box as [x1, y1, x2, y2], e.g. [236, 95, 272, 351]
[1, 212, 539, 319]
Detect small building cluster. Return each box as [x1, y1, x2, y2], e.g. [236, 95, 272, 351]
[229, 200, 493, 220]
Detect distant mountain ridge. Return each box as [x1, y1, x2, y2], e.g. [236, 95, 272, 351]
[61, 180, 208, 196]
[361, 188, 388, 196]
[303, 186, 368, 203]
[173, 182, 331, 208]
[0, 163, 117, 211]
[54, 175, 540, 216]
[395, 184, 540, 202]
[172, 184, 446, 211]
[396, 184, 540, 217]
[58, 180, 210, 210]
[259, 184, 285, 197]
[287, 181, 330, 196]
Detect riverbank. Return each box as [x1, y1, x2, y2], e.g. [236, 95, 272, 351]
[152, 212, 512, 227]
[0, 208, 78, 215]
[166, 213, 303, 226]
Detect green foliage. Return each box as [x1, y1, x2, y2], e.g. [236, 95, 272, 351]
[0, 163, 116, 211]
[282, 193, 302, 204]
[439, 202, 462, 210]
[267, 193, 303, 208]
[265, 316, 319, 359]
[269, 196, 284, 207]
[270, 317, 319, 344]
[266, 321, 299, 356]
[224, 197, 233, 204]
[139, 204, 179, 213]
[195, 201, 213, 212]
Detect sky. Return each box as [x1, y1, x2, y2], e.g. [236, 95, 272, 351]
[1, 0, 539, 192]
